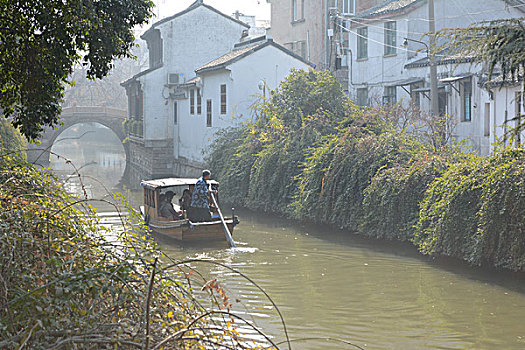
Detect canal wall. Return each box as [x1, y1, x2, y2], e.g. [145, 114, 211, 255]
[125, 136, 203, 188]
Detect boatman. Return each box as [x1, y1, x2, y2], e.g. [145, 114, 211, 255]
[189, 170, 216, 222]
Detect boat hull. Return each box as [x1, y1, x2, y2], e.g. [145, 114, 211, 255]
[141, 206, 237, 242]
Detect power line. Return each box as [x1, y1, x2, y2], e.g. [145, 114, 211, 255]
[338, 15, 432, 37]
[335, 22, 434, 56]
[348, 2, 525, 23]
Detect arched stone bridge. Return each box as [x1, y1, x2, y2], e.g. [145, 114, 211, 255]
[26, 106, 129, 173]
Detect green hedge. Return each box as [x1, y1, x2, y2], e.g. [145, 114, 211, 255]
[361, 156, 450, 241]
[206, 69, 525, 272]
[414, 149, 525, 270]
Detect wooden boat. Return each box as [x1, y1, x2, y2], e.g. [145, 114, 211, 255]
[139, 178, 239, 242]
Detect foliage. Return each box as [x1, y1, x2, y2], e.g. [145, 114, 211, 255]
[437, 17, 525, 85]
[437, 18, 525, 144]
[413, 155, 487, 262]
[207, 69, 525, 272]
[0, 0, 154, 140]
[0, 118, 25, 157]
[361, 155, 451, 241]
[207, 69, 350, 214]
[0, 152, 273, 349]
[207, 126, 259, 205]
[413, 148, 525, 271]
[295, 130, 426, 229]
[477, 149, 525, 270]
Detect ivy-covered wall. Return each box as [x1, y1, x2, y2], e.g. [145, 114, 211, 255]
[206, 69, 525, 272]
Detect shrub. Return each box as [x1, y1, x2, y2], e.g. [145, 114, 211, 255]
[361, 155, 450, 241]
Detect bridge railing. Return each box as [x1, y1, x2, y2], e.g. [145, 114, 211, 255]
[62, 106, 127, 118]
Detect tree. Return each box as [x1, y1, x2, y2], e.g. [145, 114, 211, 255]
[0, 117, 25, 157]
[0, 0, 154, 140]
[437, 17, 525, 89]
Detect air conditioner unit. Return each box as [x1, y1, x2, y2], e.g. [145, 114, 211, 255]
[168, 73, 183, 85]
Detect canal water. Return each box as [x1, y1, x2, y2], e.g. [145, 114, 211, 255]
[50, 126, 525, 350]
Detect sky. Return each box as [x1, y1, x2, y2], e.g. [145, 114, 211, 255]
[153, 0, 271, 21]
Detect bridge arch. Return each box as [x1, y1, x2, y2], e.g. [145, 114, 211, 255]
[27, 106, 129, 178]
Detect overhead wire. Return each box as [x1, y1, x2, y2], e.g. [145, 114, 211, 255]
[334, 21, 434, 56]
[335, 2, 525, 37]
[347, 2, 525, 23]
[330, 2, 525, 87]
[338, 15, 430, 37]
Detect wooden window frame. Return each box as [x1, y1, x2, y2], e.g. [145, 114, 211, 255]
[206, 99, 212, 127]
[384, 21, 397, 56]
[190, 89, 195, 115]
[357, 27, 368, 59]
[461, 79, 472, 122]
[220, 84, 227, 115]
[197, 88, 202, 114]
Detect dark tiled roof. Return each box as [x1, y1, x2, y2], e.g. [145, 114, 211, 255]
[121, 65, 163, 86]
[195, 39, 314, 73]
[405, 49, 475, 69]
[141, 0, 249, 39]
[355, 0, 525, 19]
[354, 0, 424, 19]
[485, 71, 523, 87]
[196, 44, 261, 72]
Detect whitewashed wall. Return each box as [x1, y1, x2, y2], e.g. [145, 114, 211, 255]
[175, 44, 311, 163]
[348, 0, 524, 155]
[138, 5, 247, 143]
[492, 85, 525, 150]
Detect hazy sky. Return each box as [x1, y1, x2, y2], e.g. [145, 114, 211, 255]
[153, 0, 271, 21]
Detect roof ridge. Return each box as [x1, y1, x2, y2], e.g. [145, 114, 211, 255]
[195, 39, 314, 74]
[141, 0, 249, 39]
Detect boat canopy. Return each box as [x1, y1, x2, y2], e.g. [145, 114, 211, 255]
[141, 178, 219, 190]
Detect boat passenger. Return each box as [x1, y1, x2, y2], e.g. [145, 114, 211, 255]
[179, 189, 191, 212]
[160, 191, 180, 220]
[189, 170, 216, 222]
[157, 193, 166, 216]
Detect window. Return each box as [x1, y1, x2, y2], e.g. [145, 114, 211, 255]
[144, 189, 155, 208]
[190, 89, 195, 115]
[357, 27, 368, 59]
[147, 29, 163, 68]
[220, 84, 227, 114]
[461, 79, 472, 121]
[206, 99, 212, 127]
[292, 0, 304, 21]
[356, 88, 368, 106]
[384, 21, 397, 56]
[484, 103, 490, 137]
[343, 0, 356, 14]
[197, 88, 202, 114]
[383, 86, 397, 105]
[126, 82, 144, 137]
[173, 102, 178, 124]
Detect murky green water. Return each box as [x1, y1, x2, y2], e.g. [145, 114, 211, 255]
[50, 127, 525, 350]
[155, 212, 525, 350]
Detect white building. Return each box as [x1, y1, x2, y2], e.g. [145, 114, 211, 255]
[122, 0, 312, 184]
[488, 76, 525, 148]
[346, 0, 525, 155]
[175, 37, 312, 163]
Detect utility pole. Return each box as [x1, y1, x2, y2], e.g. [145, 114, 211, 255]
[429, 0, 439, 116]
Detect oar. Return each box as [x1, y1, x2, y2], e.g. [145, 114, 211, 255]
[210, 192, 236, 248]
